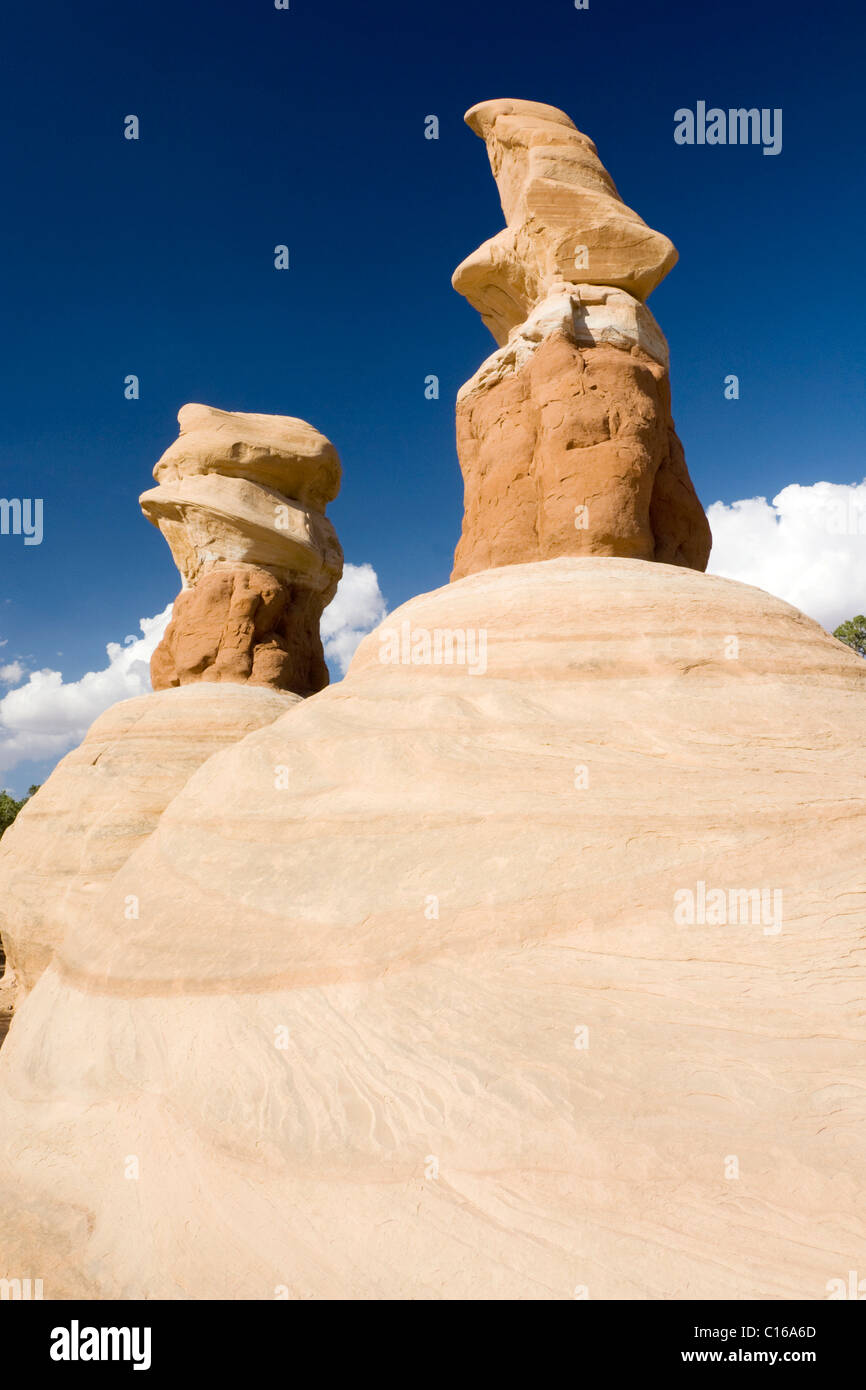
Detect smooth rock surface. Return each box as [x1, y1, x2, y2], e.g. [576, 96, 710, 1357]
[0, 683, 298, 1004]
[1, 559, 864, 1299]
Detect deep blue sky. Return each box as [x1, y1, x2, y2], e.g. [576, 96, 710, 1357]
[1, 0, 864, 770]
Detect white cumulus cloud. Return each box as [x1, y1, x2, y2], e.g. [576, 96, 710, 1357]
[0, 661, 25, 687]
[0, 560, 387, 783]
[0, 606, 172, 779]
[321, 562, 388, 674]
[707, 480, 866, 632]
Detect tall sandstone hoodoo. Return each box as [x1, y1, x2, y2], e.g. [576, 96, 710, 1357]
[141, 404, 343, 697]
[451, 98, 711, 580]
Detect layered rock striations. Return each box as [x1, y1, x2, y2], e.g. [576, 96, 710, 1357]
[0, 684, 298, 1010]
[451, 99, 711, 580]
[141, 404, 343, 696]
[0, 560, 865, 1298]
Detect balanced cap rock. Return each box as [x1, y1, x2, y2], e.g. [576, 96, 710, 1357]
[140, 404, 343, 697]
[451, 98, 711, 580]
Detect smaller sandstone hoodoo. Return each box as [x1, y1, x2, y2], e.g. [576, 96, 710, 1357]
[141, 404, 343, 696]
[451, 98, 711, 581]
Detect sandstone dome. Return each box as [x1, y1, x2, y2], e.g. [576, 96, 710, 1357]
[0, 683, 299, 1004]
[1, 557, 864, 1299]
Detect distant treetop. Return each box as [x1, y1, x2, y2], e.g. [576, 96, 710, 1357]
[833, 615, 866, 659]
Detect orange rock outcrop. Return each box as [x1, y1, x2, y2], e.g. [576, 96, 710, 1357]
[451, 99, 711, 580]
